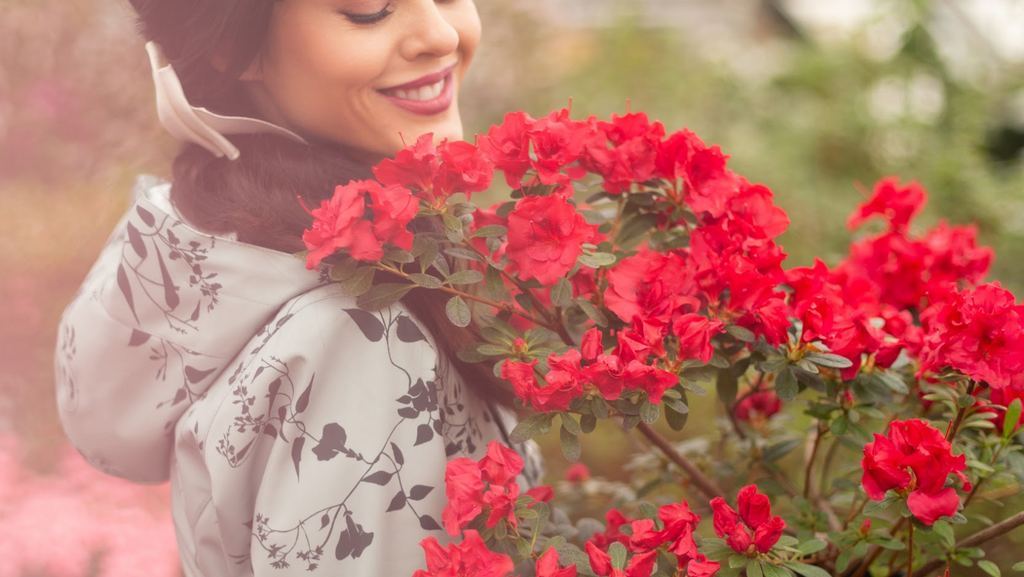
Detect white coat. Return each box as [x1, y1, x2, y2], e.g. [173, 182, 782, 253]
[55, 175, 544, 577]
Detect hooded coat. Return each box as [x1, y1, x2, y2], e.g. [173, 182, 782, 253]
[55, 175, 544, 577]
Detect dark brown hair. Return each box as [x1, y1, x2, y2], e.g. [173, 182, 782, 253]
[127, 0, 517, 410]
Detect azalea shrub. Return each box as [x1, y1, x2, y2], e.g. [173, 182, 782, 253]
[300, 107, 1024, 577]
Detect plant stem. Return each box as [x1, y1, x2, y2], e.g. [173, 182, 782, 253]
[804, 423, 825, 499]
[911, 509, 1024, 577]
[907, 523, 915, 577]
[945, 381, 978, 442]
[635, 421, 725, 500]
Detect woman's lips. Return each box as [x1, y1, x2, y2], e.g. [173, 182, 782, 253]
[377, 67, 456, 116]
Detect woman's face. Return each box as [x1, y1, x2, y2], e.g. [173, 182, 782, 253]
[244, 0, 481, 163]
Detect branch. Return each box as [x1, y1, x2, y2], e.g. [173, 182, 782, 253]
[635, 421, 726, 500]
[911, 509, 1024, 577]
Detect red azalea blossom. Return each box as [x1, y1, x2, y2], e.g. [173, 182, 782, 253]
[588, 509, 634, 550]
[478, 111, 536, 189]
[711, 485, 786, 554]
[564, 463, 591, 483]
[413, 530, 514, 577]
[847, 176, 927, 233]
[535, 547, 578, 577]
[527, 108, 589, 186]
[441, 441, 525, 536]
[733, 389, 782, 425]
[919, 283, 1024, 390]
[506, 191, 598, 286]
[861, 419, 972, 525]
[301, 180, 417, 268]
[585, 542, 658, 577]
[374, 133, 494, 207]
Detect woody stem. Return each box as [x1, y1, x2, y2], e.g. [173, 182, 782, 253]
[907, 523, 915, 577]
[635, 421, 725, 500]
[945, 381, 978, 442]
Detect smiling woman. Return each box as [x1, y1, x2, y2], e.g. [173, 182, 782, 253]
[247, 0, 479, 162]
[53, 1, 543, 576]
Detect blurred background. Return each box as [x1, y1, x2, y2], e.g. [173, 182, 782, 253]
[3, 0, 1024, 575]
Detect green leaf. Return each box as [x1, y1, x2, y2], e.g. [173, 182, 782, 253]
[863, 493, 900, 516]
[783, 562, 831, 577]
[471, 224, 508, 238]
[356, 283, 414, 311]
[382, 248, 415, 263]
[338, 266, 376, 297]
[1005, 398, 1023, 438]
[550, 278, 574, 308]
[830, 415, 848, 436]
[666, 403, 689, 431]
[1011, 561, 1024, 571]
[442, 213, 464, 242]
[762, 438, 802, 463]
[329, 257, 358, 281]
[477, 344, 511, 356]
[408, 273, 443, 289]
[979, 560, 1002, 577]
[608, 542, 627, 570]
[836, 550, 853, 573]
[580, 413, 597, 433]
[485, 265, 506, 301]
[761, 564, 794, 577]
[560, 413, 581, 435]
[445, 296, 471, 327]
[510, 414, 549, 444]
[699, 538, 735, 562]
[775, 367, 799, 402]
[958, 394, 977, 409]
[728, 555, 748, 569]
[576, 297, 608, 327]
[443, 247, 486, 263]
[621, 415, 641, 430]
[443, 269, 484, 286]
[578, 252, 618, 268]
[725, 324, 756, 342]
[746, 560, 763, 577]
[796, 539, 828, 556]
[640, 400, 659, 424]
[560, 425, 582, 462]
[804, 353, 854, 369]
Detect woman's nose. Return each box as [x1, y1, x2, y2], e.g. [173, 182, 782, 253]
[399, 1, 460, 61]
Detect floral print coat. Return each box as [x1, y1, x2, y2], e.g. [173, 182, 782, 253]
[55, 175, 544, 577]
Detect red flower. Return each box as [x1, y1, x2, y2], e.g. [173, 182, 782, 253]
[655, 501, 701, 563]
[413, 530, 514, 577]
[441, 441, 525, 537]
[527, 108, 589, 186]
[500, 358, 581, 412]
[477, 441, 524, 487]
[374, 134, 493, 207]
[479, 111, 536, 189]
[847, 176, 927, 233]
[588, 509, 634, 550]
[585, 542, 658, 577]
[919, 283, 1024, 390]
[581, 112, 666, 194]
[861, 419, 972, 525]
[622, 360, 678, 404]
[582, 353, 628, 401]
[733, 389, 782, 424]
[441, 458, 486, 536]
[564, 463, 591, 483]
[524, 485, 554, 506]
[301, 180, 417, 268]
[711, 485, 786, 554]
[535, 547, 578, 577]
[672, 313, 724, 364]
[506, 191, 598, 286]
[686, 555, 721, 577]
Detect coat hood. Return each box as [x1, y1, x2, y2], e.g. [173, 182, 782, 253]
[56, 174, 326, 481]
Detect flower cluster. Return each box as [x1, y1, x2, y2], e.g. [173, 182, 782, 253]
[299, 106, 1023, 577]
[861, 419, 971, 525]
[710, 485, 786, 556]
[301, 180, 418, 268]
[413, 530, 514, 577]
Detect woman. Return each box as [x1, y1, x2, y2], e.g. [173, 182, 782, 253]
[54, 1, 544, 575]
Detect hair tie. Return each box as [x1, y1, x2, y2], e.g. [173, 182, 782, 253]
[145, 41, 309, 160]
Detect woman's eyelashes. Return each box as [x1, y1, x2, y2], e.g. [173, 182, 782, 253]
[338, 3, 394, 25]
